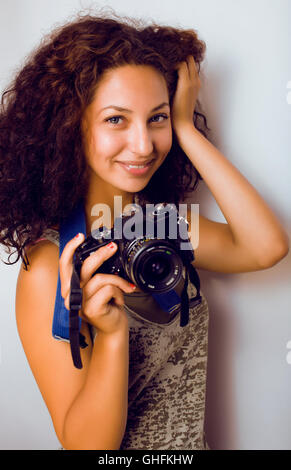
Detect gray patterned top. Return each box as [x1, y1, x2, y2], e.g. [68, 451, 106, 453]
[41, 228, 210, 450]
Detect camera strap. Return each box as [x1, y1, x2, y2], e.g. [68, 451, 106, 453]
[151, 262, 202, 328]
[52, 199, 87, 356]
[52, 199, 203, 369]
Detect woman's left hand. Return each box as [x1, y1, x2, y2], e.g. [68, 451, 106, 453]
[171, 55, 201, 135]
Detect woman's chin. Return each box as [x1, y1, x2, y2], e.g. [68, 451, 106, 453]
[112, 177, 151, 193]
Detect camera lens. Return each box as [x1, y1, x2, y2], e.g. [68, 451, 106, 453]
[122, 238, 183, 293]
[143, 255, 171, 282]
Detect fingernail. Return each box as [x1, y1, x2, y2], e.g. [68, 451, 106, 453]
[129, 283, 136, 290]
[75, 233, 81, 239]
[108, 242, 116, 249]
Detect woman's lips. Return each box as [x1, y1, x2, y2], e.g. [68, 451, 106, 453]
[116, 159, 154, 176]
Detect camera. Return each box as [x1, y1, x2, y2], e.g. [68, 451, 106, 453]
[69, 202, 202, 369]
[73, 203, 194, 294]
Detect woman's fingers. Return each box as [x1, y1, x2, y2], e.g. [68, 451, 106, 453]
[78, 242, 118, 288]
[59, 232, 85, 300]
[63, 273, 135, 311]
[60, 236, 136, 311]
[187, 55, 199, 81]
[176, 55, 199, 81]
[176, 59, 189, 79]
[83, 285, 125, 321]
[59, 234, 131, 335]
[83, 273, 135, 301]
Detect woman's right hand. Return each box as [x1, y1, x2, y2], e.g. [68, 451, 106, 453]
[59, 233, 136, 336]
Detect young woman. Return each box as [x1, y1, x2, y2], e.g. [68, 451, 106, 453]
[0, 11, 288, 450]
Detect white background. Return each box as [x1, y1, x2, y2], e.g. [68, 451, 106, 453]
[0, 0, 290, 450]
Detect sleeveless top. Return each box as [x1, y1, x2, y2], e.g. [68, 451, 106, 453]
[36, 228, 210, 450]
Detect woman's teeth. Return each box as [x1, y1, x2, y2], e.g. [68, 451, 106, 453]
[117, 159, 154, 175]
[128, 164, 148, 168]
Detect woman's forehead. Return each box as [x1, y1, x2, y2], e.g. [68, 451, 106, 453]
[90, 64, 169, 110]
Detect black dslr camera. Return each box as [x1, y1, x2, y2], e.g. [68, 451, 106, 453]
[74, 203, 194, 293]
[69, 203, 202, 368]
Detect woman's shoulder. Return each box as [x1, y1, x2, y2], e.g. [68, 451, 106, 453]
[23, 225, 60, 266]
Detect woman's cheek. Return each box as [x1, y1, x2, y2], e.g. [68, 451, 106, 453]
[97, 131, 123, 157]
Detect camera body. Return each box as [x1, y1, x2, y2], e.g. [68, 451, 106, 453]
[73, 203, 195, 294]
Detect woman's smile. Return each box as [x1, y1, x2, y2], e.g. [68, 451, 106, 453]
[115, 158, 155, 176]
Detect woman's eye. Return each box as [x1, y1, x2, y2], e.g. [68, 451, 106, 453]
[105, 113, 169, 126]
[151, 113, 169, 123]
[106, 116, 123, 125]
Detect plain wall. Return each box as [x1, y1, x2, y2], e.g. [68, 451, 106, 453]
[0, 0, 290, 450]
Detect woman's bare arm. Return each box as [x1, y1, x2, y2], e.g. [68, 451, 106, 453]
[15, 240, 129, 450]
[172, 55, 289, 269]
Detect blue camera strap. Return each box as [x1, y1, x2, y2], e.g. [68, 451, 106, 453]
[52, 199, 86, 344]
[52, 200, 201, 368]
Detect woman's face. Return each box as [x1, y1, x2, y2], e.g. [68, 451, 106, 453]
[81, 64, 172, 196]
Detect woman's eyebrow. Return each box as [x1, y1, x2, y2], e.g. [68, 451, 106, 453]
[99, 102, 170, 114]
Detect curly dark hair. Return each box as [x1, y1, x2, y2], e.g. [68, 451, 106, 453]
[0, 7, 211, 270]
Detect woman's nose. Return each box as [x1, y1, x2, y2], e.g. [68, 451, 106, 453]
[128, 123, 154, 157]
